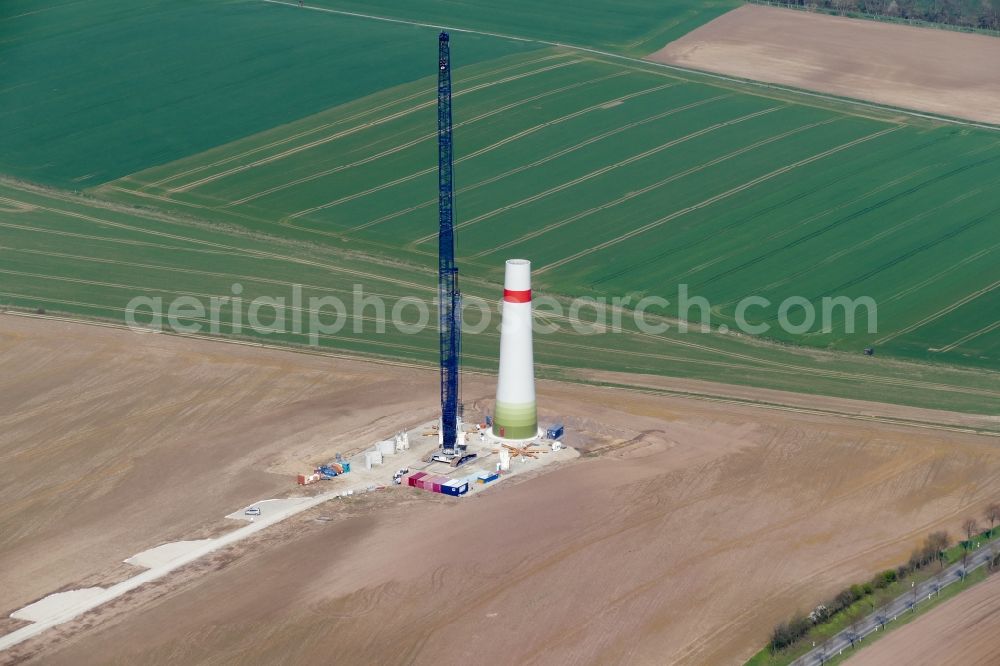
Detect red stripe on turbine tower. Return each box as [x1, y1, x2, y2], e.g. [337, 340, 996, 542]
[503, 289, 532, 303]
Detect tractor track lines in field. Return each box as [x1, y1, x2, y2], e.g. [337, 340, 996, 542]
[883, 244, 999, 305]
[166, 59, 585, 194]
[352, 91, 728, 234]
[666, 162, 938, 288]
[0, 193, 435, 293]
[286, 77, 675, 223]
[537, 125, 902, 274]
[619, 322, 1000, 399]
[0, 221, 246, 257]
[0, 277, 444, 352]
[696, 152, 1000, 291]
[932, 320, 1000, 354]
[0, 246, 797, 378]
[476, 115, 836, 259]
[138, 52, 573, 190]
[750, 187, 984, 298]
[818, 202, 1000, 297]
[100, 185, 215, 211]
[0, 247, 420, 302]
[9, 237, 987, 400]
[231, 69, 624, 208]
[413, 105, 785, 246]
[876, 280, 1000, 345]
[636, 133, 960, 289]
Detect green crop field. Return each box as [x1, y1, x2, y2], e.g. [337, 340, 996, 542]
[102, 45, 1000, 372]
[0, 0, 535, 187]
[2, 177, 997, 417]
[1, 0, 997, 415]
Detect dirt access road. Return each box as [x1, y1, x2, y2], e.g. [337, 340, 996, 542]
[650, 4, 1000, 126]
[3, 314, 1000, 664]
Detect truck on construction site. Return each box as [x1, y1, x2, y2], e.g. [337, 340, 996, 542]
[299, 460, 351, 485]
[316, 461, 351, 479]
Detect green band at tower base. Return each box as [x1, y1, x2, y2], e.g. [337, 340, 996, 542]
[492, 401, 537, 440]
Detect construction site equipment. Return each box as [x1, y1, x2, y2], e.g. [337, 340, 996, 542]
[316, 465, 339, 479]
[407, 472, 468, 496]
[364, 450, 383, 469]
[297, 473, 321, 485]
[501, 443, 546, 459]
[449, 452, 478, 468]
[437, 31, 462, 456]
[498, 448, 511, 471]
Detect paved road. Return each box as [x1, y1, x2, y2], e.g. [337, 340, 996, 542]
[792, 539, 998, 665]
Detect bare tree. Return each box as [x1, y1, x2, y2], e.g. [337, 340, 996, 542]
[926, 530, 950, 569]
[985, 502, 1000, 538]
[962, 518, 980, 567]
[963, 518, 980, 543]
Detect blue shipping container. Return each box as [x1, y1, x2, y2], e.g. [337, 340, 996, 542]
[440, 479, 469, 496]
[477, 472, 499, 484]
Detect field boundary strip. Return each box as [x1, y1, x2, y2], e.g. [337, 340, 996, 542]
[2, 311, 994, 439]
[261, 0, 1000, 132]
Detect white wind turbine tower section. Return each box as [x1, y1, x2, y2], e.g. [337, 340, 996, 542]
[492, 259, 538, 441]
